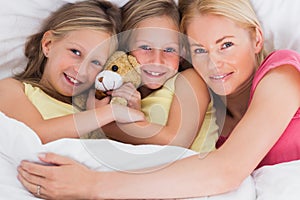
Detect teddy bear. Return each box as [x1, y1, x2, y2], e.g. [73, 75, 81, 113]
[73, 51, 141, 110]
[94, 50, 141, 106]
[74, 51, 141, 139]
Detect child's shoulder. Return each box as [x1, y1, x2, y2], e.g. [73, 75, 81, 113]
[0, 77, 24, 91]
[174, 68, 208, 95]
[176, 68, 205, 85]
[179, 68, 196, 76]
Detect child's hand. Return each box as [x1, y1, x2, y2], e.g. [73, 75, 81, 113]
[111, 104, 145, 123]
[86, 89, 110, 110]
[111, 82, 141, 110]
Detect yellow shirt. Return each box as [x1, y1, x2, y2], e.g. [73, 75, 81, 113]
[24, 83, 79, 119]
[141, 76, 175, 125]
[141, 75, 219, 153]
[190, 101, 219, 153]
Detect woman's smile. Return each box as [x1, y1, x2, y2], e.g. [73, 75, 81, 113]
[209, 72, 234, 81]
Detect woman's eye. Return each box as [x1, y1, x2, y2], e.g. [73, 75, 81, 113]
[221, 42, 233, 49]
[139, 45, 151, 51]
[71, 49, 81, 56]
[194, 48, 207, 54]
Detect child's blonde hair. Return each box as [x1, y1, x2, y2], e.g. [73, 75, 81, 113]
[15, 0, 121, 102]
[119, 0, 180, 51]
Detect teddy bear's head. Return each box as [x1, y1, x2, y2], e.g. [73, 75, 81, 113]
[95, 51, 141, 105]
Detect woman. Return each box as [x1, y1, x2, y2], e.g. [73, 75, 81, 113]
[18, 0, 300, 199]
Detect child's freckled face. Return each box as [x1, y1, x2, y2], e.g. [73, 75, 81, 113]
[41, 29, 112, 96]
[129, 16, 180, 89]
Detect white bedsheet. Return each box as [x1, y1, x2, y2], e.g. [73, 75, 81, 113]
[0, 111, 298, 200]
[252, 159, 300, 200]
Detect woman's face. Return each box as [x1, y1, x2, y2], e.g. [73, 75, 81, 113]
[187, 14, 262, 96]
[129, 16, 180, 89]
[41, 29, 112, 96]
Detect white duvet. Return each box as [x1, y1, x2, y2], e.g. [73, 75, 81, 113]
[0, 111, 299, 200]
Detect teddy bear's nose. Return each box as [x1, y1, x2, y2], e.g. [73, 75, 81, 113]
[112, 65, 119, 72]
[98, 77, 104, 82]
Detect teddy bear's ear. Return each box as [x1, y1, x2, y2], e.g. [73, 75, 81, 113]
[128, 54, 140, 71]
[104, 51, 126, 69]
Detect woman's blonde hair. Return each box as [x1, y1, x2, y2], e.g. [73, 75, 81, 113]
[179, 0, 266, 65]
[14, 0, 121, 102]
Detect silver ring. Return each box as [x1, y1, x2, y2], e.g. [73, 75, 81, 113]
[36, 185, 41, 196]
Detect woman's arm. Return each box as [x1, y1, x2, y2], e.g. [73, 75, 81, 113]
[222, 65, 300, 170]
[0, 78, 144, 143]
[17, 64, 300, 199]
[18, 64, 300, 199]
[102, 68, 211, 148]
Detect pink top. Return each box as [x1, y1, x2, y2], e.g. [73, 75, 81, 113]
[217, 49, 300, 168]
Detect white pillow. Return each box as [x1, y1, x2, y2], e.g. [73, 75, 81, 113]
[250, 0, 300, 54]
[0, 0, 128, 80]
[0, 0, 73, 79]
[252, 160, 300, 200]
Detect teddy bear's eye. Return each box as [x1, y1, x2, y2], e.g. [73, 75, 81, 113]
[112, 65, 119, 72]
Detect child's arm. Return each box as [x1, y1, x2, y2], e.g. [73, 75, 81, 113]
[102, 68, 210, 148]
[0, 78, 144, 144]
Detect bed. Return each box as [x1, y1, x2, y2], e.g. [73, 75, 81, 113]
[1, 0, 300, 199]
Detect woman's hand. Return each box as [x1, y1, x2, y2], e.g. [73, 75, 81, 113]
[18, 153, 97, 200]
[111, 82, 141, 110]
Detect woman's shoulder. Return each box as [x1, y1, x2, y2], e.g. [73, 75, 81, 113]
[251, 49, 300, 97]
[269, 49, 300, 56]
[263, 49, 300, 66]
[258, 49, 300, 75]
